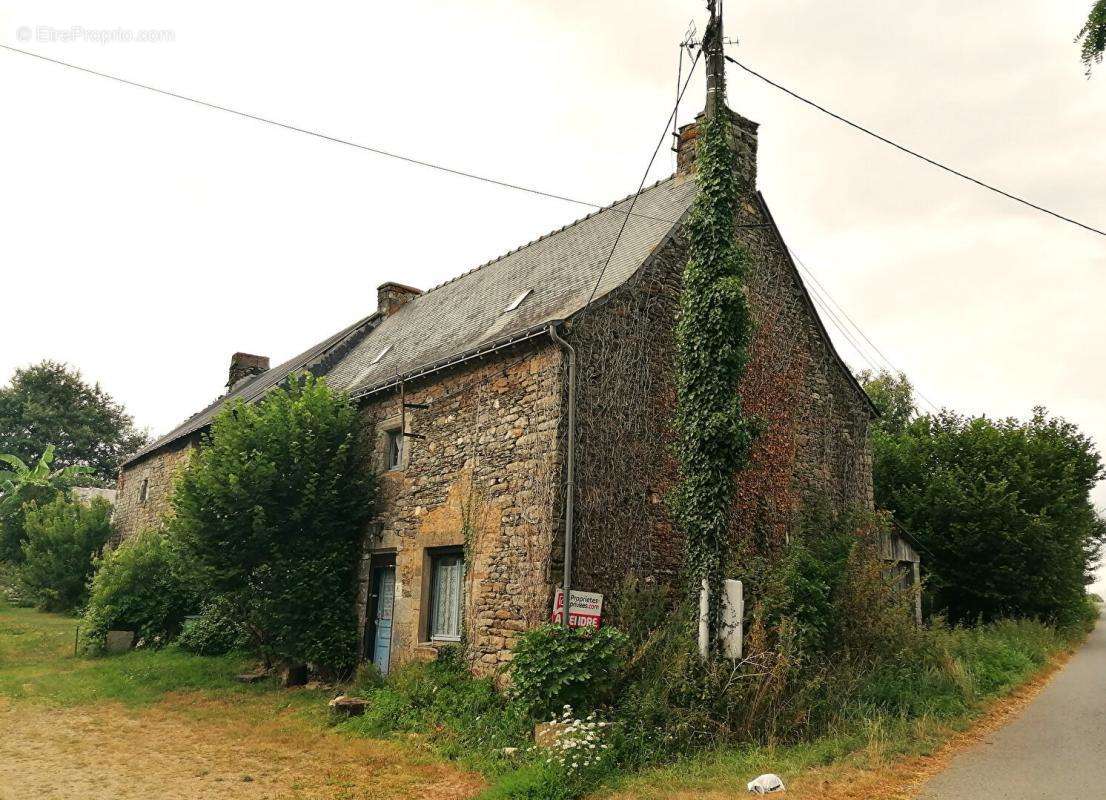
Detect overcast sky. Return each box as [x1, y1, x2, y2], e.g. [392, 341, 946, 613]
[1, 2, 1103, 587]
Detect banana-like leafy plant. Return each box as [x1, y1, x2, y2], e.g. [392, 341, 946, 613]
[0, 445, 94, 561]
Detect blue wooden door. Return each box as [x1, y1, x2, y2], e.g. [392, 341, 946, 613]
[371, 565, 396, 675]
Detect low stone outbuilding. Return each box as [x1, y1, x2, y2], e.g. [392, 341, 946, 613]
[114, 94, 885, 674]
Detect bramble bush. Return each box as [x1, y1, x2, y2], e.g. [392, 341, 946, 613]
[508, 624, 629, 718]
[177, 595, 250, 655]
[19, 495, 113, 612]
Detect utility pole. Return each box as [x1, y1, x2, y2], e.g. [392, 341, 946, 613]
[704, 0, 726, 119]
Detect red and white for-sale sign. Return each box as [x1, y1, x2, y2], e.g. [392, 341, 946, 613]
[551, 588, 603, 629]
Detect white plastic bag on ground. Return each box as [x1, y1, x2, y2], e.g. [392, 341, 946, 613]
[747, 773, 785, 794]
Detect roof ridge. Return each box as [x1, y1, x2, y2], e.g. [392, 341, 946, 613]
[123, 311, 381, 465]
[413, 174, 677, 299]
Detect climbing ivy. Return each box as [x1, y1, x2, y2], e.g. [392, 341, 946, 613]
[672, 109, 757, 648]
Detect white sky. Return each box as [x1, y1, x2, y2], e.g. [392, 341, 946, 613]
[1, 1, 1103, 590]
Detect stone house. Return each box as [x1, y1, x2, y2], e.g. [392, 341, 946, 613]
[114, 93, 899, 674]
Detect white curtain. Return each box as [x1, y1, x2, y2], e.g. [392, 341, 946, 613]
[431, 554, 463, 640]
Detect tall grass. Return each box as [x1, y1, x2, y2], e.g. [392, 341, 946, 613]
[615, 614, 1092, 799]
[327, 614, 1090, 800]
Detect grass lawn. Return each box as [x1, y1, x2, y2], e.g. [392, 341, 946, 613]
[0, 600, 484, 800]
[0, 600, 260, 706]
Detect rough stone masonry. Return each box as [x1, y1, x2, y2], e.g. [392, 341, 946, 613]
[113, 103, 877, 675]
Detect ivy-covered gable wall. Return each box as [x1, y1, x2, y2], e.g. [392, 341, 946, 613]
[568, 110, 873, 601]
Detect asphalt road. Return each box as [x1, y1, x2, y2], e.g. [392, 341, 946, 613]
[919, 620, 1106, 799]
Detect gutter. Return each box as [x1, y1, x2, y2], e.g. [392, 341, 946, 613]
[349, 321, 557, 400]
[547, 322, 576, 627]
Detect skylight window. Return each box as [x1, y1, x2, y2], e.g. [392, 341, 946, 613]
[370, 344, 392, 365]
[503, 289, 532, 313]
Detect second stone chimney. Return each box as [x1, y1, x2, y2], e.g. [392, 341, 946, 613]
[227, 352, 269, 391]
[377, 282, 422, 316]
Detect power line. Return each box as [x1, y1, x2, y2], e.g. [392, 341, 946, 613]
[726, 55, 1106, 239]
[788, 247, 941, 413]
[0, 42, 682, 226]
[801, 271, 884, 375]
[580, 47, 703, 315]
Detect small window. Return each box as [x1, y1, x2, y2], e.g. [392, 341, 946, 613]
[385, 429, 403, 471]
[370, 344, 392, 366]
[428, 550, 464, 641]
[138, 478, 149, 504]
[503, 288, 532, 313]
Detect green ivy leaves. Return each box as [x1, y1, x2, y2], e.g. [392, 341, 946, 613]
[673, 110, 757, 648]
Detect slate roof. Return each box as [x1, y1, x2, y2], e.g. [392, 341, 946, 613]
[124, 173, 878, 468]
[124, 176, 697, 466]
[124, 311, 381, 464]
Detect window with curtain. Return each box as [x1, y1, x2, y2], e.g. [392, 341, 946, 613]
[429, 550, 464, 641]
[385, 428, 403, 470]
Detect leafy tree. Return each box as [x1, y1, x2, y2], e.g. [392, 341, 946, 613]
[857, 370, 916, 436]
[0, 446, 94, 562]
[0, 361, 148, 485]
[19, 495, 113, 612]
[170, 375, 372, 673]
[1078, 0, 1106, 75]
[873, 407, 1105, 625]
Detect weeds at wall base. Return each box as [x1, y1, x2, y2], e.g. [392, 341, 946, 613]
[329, 610, 1094, 800]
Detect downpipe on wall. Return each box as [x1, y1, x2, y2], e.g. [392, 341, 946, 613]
[548, 322, 575, 628]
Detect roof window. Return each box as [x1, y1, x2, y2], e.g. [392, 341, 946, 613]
[503, 289, 532, 313]
[370, 344, 392, 366]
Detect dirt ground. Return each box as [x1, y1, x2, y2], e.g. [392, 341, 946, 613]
[0, 693, 485, 800]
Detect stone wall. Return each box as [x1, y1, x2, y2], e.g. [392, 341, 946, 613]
[357, 343, 564, 674]
[112, 437, 195, 543]
[568, 175, 874, 601]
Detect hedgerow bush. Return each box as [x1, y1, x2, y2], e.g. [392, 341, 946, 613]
[82, 530, 197, 653]
[18, 495, 113, 612]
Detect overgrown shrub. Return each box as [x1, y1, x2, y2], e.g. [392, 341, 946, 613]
[508, 624, 629, 718]
[177, 596, 250, 655]
[18, 495, 113, 612]
[170, 374, 372, 673]
[0, 560, 29, 606]
[82, 530, 197, 652]
[337, 657, 531, 769]
[607, 507, 917, 760]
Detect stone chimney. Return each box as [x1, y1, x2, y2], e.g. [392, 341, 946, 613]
[377, 282, 422, 316]
[227, 352, 269, 391]
[675, 2, 758, 185]
[675, 109, 759, 183]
